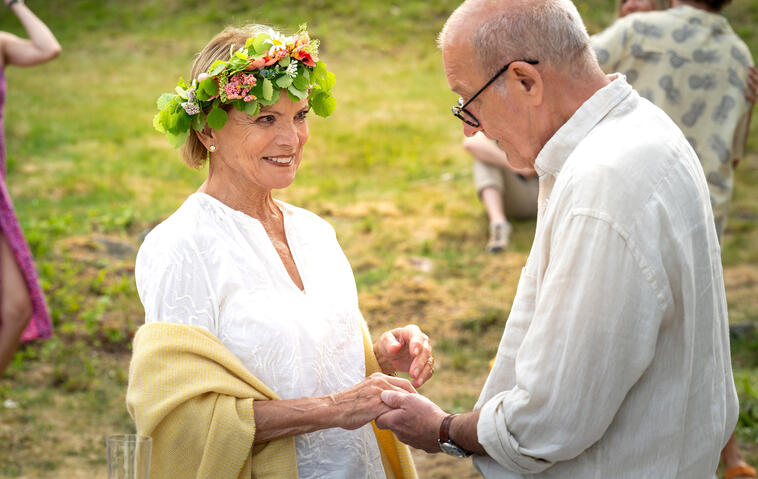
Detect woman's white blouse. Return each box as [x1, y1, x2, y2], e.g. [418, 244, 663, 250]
[135, 192, 385, 479]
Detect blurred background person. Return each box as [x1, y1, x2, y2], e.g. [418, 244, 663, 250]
[0, 0, 60, 377]
[593, 0, 755, 240]
[464, 132, 537, 253]
[617, 0, 670, 17]
[592, 1, 756, 478]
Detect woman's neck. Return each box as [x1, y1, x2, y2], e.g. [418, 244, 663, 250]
[671, 0, 719, 13]
[199, 170, 280, 222]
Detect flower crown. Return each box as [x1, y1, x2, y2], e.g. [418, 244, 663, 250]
[154, 25, 336, 148]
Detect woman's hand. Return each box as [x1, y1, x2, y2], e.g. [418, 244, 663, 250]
[374, 325, 434, 388]
[252, 373, 415, 443]
[329, 373, 416, 430]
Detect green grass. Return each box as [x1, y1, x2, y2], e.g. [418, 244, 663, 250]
[0, 1, 757, 477]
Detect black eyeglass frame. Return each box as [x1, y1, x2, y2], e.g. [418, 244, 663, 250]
[451, 59, 539, 128]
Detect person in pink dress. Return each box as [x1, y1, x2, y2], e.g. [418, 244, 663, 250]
[0, 0, 60, 376]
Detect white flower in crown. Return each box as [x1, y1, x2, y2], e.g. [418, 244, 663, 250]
[263, 31, 287, 47]
[181, 101, 201, 115]
[285, 60, 298, 77]
[268, 43, 288, 56]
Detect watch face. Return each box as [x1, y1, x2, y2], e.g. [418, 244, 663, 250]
[438, 440, 469, 458]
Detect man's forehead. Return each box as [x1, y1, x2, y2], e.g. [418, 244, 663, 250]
[443, 42, 480, 96]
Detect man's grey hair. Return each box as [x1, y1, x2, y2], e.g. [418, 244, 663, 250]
[441, 0, 596, 77]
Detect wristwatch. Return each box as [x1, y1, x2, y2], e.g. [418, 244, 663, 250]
[437, 413, 472, 458]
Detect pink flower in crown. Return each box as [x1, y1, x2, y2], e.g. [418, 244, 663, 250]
[243, 94, 256, 102]
[224, 73, 256, 99]
[241, 73, 257, 86]
[224, 82, 240, 99]
[248, 57, 267, 70]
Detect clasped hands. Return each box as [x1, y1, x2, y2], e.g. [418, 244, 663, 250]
[333, 325, 450, 453]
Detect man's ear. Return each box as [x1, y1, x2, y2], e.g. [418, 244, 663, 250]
[509, 62, 543, 106]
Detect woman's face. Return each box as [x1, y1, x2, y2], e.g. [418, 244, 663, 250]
[620, 0, 657, 17]
[209, 93, 310, 192]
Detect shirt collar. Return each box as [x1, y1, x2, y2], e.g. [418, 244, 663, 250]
[669, 5, 732, 35]
[534, 74, 632, 178]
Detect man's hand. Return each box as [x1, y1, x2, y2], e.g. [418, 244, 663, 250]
[374, 325, 434, 388]
[375, 390, 447, 453]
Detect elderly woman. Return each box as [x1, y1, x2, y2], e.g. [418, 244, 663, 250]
[0, 0, 60, 377]
[127, 25, 429, 479]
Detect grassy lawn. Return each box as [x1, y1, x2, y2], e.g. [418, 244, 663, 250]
[0, 1, 756, 477]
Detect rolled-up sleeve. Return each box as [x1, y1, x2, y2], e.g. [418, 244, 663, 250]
[477, 212, 663, 474]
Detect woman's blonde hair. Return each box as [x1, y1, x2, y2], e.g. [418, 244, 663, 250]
[615, 0, 671, 18]
[181, 24, 275, 168]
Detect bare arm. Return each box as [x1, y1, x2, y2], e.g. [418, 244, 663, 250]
[746, 66, 757, 106]
[253, 373, 415, 444]
[449, 410, 487, 455]
[1, 0, 61, 68]
[745, 66, 755, 163]
[734, 108, 752, 170]
[463, 133, 537, 177]
[733, 70, 755, 169]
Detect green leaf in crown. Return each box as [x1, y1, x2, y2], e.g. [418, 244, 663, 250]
[153, 24, 336, 149]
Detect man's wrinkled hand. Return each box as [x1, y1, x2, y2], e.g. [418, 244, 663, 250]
[375, 390, 447, 453]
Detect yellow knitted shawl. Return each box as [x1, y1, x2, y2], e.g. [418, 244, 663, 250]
[126, 321, 417, 479]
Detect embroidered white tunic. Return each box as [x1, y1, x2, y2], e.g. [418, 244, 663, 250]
[473, 76, 738, 478]
[135, 192, 385, 479]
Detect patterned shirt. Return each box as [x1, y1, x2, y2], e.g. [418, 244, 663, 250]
[591, 5, 753, 236]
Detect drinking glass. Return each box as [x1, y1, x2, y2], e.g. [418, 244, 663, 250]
[106, 434, 152, 479]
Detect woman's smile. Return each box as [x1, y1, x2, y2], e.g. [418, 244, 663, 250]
[262, 155, 295, 166]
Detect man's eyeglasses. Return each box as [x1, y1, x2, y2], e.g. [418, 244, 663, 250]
[451, 59, 539, 128]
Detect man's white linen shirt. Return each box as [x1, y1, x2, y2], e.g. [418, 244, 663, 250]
[473, 76, 737, 478]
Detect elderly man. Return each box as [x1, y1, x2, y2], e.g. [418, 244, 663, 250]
[376, 0, 738, 477]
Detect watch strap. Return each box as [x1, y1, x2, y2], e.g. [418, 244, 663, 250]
[439, 413, 458, 443]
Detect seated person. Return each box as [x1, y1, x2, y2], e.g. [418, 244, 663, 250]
[464, 132, 538, 252]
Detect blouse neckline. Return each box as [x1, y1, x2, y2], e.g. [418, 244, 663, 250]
[191, 192, 307, 295]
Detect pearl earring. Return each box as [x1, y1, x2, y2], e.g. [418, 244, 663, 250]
[209, 145, 217, 152]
